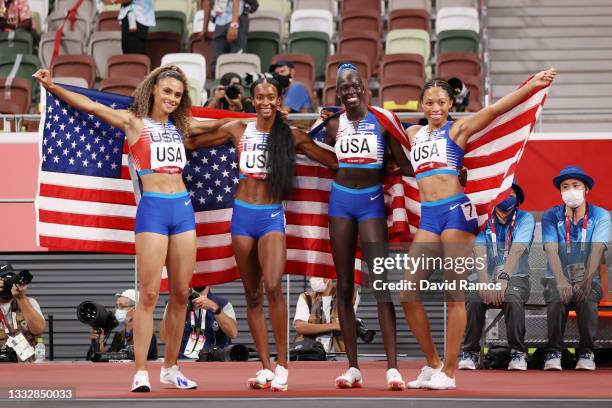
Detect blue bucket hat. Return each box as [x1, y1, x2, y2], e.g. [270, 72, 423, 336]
[552, 165, 594, 190]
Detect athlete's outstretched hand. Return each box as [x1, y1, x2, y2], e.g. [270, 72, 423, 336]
[529, 68, 557, 88]
[32, 69, 54, 90]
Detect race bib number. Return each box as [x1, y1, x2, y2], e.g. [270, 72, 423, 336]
[410, 138, 448, 172]
[239, 151, 270, 177]
[336, 134, 378, 164]
[7, 333, 35, 361]
[150, 142, 186, 170]
[460, 201, 477, 221]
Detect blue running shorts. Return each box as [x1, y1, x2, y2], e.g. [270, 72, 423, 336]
[134, 191, 196, 236]
[419, 193, 478, 235]
[328, 182, 385, 222]
[231, 199, 286, 239]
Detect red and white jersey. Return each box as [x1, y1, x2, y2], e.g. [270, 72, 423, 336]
[129, 118, 187, 175]
[238, 122, 270, 180]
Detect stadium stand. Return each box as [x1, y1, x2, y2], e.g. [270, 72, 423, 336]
[50, 55, 97, 88]
[106, 54, 151, 82]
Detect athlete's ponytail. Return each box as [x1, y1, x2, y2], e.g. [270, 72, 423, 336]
[267, 109, 295, 201]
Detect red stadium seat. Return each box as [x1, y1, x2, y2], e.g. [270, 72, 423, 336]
[270, 53, 316, 85]
[51, 55, 97, 88]
[145, 31, 182, 69]
[0, 100, 21, 114]
[437, 52, 481, 79]
[189, 33, 214, 80]
[325, 54, 371, 82]
[381, 53, 425, 80]
[340, 10, 382, 36]
[97, 11, 121, 31]
[99, 77, 142, 96]
[341, 0, 381, 15]
[107, 54, 151, 82]
[338, 31, 381, 77]
[388, 9, 430, 31]
[379, 75, 423, 112]
[0, 77, 32, 113]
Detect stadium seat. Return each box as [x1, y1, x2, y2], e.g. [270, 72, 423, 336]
[97, 11, 120, 31]
[145, 32, 183, 69]
[160, 53, 207, 89]
[47, 11, 91, 43]
[381, 53, 425, 80]
[53, 76, 89, 88]
[189, 34, 213, 79]
[259, 0, 291, 21]
[290, 9, 334, 39]
[99, 77, 142, 96]
[325, 54, 371, 82]
[0, 77, 32, 113]
[288, 31, 330, 80]
[437, 52, 481, 78]
[436, 7, 479, 34]
[248, 10, 284, 36]
[51, 55, 97, 88]
[438, 0, 478, 8]
[379, 75, 423, 111]
[388, 0, 431, 13]
[107, 54, 151, 82]
[388, 9, 430, 31]
[294, 0, 335, 13]
[39, 31, 84, 68]
[341, 0, 381, 15]
[0, 31, 34, 58]
[340, 10, 382, 36]
[54, 0, 96, 22]
[89, 31, 122, 79]
[247, 32, 281, 72]
[459, 74, 483, 110]
[153, 0, 194, 25]
[271, 54, 316, 85]
[338, 31, 381, 77]
[386, 29, 430, 64]
[437, 29, 479, 54]
[151, 11, 187, 42]
[0, 100, 21, 114]
[0, 54, 41, 98]
[215, 53, 261, 79]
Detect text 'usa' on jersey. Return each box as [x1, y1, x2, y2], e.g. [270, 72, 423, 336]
[334, 111, 385, 169]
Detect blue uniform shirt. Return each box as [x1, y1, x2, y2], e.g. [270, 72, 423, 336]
[541, 203, 610, 281]
[283, 82, 312, 112]
[474, 209, 535, 279]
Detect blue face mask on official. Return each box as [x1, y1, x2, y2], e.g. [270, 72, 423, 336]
[497, 195, 517, 213]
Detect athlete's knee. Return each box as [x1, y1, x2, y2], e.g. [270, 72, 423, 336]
[168, 286, 189, 305]
[139, 289, 159, 309]
[263, 279, 282, 300]
[245, 288, 264, 308]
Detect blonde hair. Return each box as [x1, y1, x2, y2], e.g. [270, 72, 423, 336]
[129, 65, 192, 135]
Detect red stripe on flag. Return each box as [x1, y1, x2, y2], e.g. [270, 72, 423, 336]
[466, 106, 539, 153]
[40, 236, 134, 253]
[39, 210, 135, 230]
[196, 245, 234, 260]
[195, 220, 231, 236]
[39, 183, 136, 205]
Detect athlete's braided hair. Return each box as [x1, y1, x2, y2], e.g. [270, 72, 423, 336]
[420, 78, 456, 121]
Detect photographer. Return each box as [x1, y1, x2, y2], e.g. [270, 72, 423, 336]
[205, 72, 255, 113]
[160, 286, 238, 359]
[269, 61, 314, 114]
[0, 262, 45, 362]
[86, 289, 157, 361]
[293, 277, 362, 353]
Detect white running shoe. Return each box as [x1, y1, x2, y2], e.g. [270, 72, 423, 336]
[335, 367, 363, 388]
[508, 350, 528, 371]
[131, 370, 151, 392]
[247, 368, 275, 389]
[575, 352, 596, 371]
[386, 368, 405, 391]
[271, 365, 289, 392]
[458, 351, 478, 370]
[422, 371, 456, 390]
[544, 351, 562, 371]
[407, 364, 443, 389]
[160, 365, 198, 389]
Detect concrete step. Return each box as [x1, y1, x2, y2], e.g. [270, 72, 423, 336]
[489, 37, 612, 50]
[540, 114, 612, 123]
[488, 6, 612, 17]
[489, 49, 612, 62]
[492, 96, 612, 110]
[489, 26, 612, 38]
[490, 60, 612, 73]
[488, 16, 612, 28]
[488, 0, 612, 7]
[493, 83, 612, 98]
[491, 72, 612, 85]
[538, 121, 612, 132]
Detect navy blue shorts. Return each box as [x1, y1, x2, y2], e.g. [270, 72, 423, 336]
[231, 199, 285, 239]
[419, 193, 478, 235]
[135, 191, 196, 236]
[328, 182, 385, 222]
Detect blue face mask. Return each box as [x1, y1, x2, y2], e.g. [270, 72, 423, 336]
[497, 195, 517, 213]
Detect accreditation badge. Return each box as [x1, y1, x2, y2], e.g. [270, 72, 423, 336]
[7, 333, 35, 361]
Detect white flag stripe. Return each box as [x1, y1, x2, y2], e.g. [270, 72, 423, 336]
[294, 175, 333, 190]
[38, 222, 134, 242]
[285, 200, 329, 214]
[194, 207, 233, 224]
[195, 256, 237, 272]
[467, 157, 517, 181]
[196, 232, 232, 248]
[464, 124, 530, 159]
[287, 248, 334, 265]
[39, 170, 134, 191]
[286, 225, 329, 240]
[38, 196, 137, 217]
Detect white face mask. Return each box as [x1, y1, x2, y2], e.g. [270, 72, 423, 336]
[309, 277, 328, 293]
[114, 309, 128, 324]
[562, 188, 585, 209]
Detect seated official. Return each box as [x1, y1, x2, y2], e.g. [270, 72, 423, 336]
[459, 183, 535, 371]
[160, 286, 238, 359]
[87, 289, 157, 360]
[0, 262, 45, 363]
[293, 277, 360, 353]
[542, 166, 610, 371]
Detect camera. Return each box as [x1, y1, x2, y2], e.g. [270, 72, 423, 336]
[0, 345, 18, 363]
[356, 318, 376, 344]
[90, 345, 135, 362]
[76, 301, 118, 334]
[0, 268, 33, 300]
[225, 84, 241, 100]
[198, 344, 249, 362]
[448, 77, 470, 112]
[188, 288, 200, 302]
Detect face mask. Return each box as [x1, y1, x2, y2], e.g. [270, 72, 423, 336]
[114, 309, 128, 324]
[274, 73, 291, 88]
[309, 277, 327, 293]
[497, 195, 517, 212]
[562, 188, 585, 209]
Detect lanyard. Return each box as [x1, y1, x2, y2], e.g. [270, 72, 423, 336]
[189, 310, 206, 334]
[490, 211, 517, 265]
[565, 206, 588, 257]
[0, 309, 11, 335]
